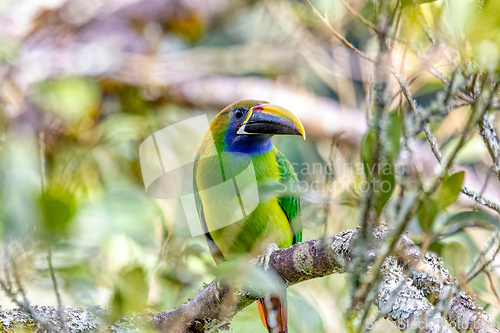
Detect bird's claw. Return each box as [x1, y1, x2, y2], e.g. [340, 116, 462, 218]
[262, 243, 279, 271]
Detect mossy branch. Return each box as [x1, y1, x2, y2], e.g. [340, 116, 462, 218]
[1, 226, 498, 333]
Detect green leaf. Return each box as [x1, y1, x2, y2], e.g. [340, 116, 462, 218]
[435, 171, 465, 209]
[40, 195, 73, 232]
[386, 110, 402, 163]
[375, 164, 396, 215]
[401, 0, 438, 7]
[442, 210, 500, 234]
[442, 241, 471, 274]
[288, 290, 325, 333]
[414, 80, 446, 98]
[360, 123, 398, 215]
[427, 241, 446, 256]
[34, 77, 101, 124]
[361, 129, 377, 181]
[39, 188, 76, 239]
[109, 266, 149, 321]
[417, 172, 464, 234]
[418, 198, 439, 233]
[440, 232, 480, 280]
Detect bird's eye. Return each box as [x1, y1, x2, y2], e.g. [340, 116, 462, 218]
[234, 107, 246, 119]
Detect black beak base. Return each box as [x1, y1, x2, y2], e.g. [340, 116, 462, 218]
[239, 111, 302, 136]
[243, 122, 302, 136]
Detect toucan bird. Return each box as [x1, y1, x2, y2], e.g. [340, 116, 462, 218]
[193, 99, 305, 333]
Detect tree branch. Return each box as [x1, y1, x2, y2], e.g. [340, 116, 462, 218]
[2, 226, 496, 333]
[478, 111, 500, 182]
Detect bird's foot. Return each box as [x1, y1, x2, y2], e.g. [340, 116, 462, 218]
[262, 243, 279, 271]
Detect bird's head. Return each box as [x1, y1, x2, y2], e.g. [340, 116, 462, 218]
[209, 99, 305, 155]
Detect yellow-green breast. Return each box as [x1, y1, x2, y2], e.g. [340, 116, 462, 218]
[195, 146, 293, 259]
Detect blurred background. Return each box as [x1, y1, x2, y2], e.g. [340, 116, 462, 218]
[1, 0, 499, 331]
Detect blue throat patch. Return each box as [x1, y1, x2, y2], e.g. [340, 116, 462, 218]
[224, 130, 273, 155]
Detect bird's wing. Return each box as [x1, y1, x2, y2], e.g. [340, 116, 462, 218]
[275, 151, 302, 244]
[193, 155, 226, 264]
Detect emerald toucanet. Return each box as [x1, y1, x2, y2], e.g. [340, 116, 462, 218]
[193, 99, 305, 333]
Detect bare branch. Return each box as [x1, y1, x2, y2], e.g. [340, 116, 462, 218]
[303, 0, 376, 63]
[478, 111, 500, 181]
[1, 227, 497, 332]
[47, 250, 67, 333]
[339, 0, 377, 32]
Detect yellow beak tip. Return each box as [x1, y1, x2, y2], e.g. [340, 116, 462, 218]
[254, 104, 306, 139]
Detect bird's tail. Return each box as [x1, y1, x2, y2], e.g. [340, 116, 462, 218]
[256, 288, 288, 333]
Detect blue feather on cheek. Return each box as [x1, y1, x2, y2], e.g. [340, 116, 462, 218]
[224, 117, 273, 155]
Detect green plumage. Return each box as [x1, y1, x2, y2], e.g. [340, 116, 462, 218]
[193, 99, 304, 333]
[276, 151, 302, 244]
[193, 147, 301, 261]
[193, 100, 302, 262]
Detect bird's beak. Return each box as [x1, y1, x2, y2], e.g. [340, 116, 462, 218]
[236, 104, 306, 139]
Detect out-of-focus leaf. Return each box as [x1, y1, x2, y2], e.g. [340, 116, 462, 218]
[167, 11, 206, 42]
[76, 186, 156, 248]
[418, 172, 464, 235]
[39, 195, 72, 232]
[386, 110, 402, 162]
[372, 110, 401, 214]
[401, 0, 438, 7]
[428, 240, 446, 256]
[414, 80, 446, 97]
[288, 289, 325, 333]
[361, 129, 377, 181]
[230, 303, 269, 333]
[418, 198, 438, 233]
[375, 164, 396, 216]
[465, 0, 500, 70]
[442, 240, 470, 273]
[361, 126, 397, 215]
[442, 210, 500, 234]
[39, 188, 76, 239]
[109, 266, 149, 321]
[0, 135, 41, 239]
[0, 36, 19, 62]
[399, 3, 432, 43]
[117, 86, 155, 115]
[435, 171, 465, 209]
[34, 77, 101, 124]
[441, 135, 487, 165]
[440, 232, 479, 280]
[447, 0, 477, 37]
[213, 257, 282, 296]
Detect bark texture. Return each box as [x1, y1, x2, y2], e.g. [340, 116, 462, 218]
[1, 226, 497, 333]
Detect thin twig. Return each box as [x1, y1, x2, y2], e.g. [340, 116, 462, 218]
[339, 0, 377, 32]
[0, 251, 55, 332]
[486, 270, 500, 304]
[461, 187, 500, 214]
[416, 6, 436, 45]
[303, 0, 375, 63]
[468, 240, 500, 283]
[39, 130, 46, 194]
[467, 231, 499, 280]
[393, 64, 500, 213]
[355, 75, 490, 323]
[427, 65, 476, 104]
[478, 111, 500, 181]
[47, 249, 67, 332]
